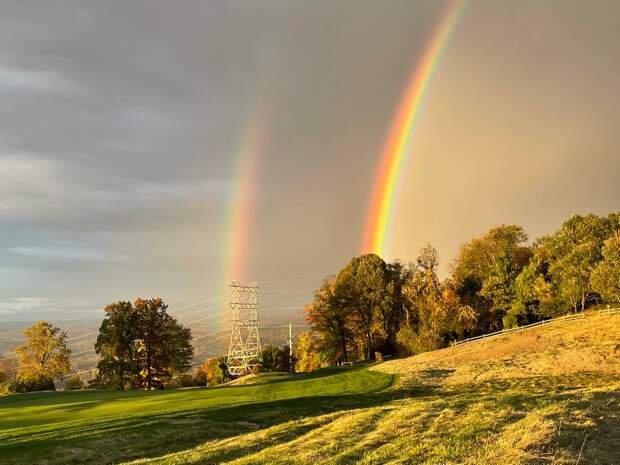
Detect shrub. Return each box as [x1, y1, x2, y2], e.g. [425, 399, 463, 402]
[177, 374, 195, 388]
[395, 326, 418, 356]
[17, 376, 55, 392]
[0, 382, 15, 397]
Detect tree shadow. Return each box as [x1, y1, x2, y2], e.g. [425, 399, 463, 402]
[0, 369, 416, 464]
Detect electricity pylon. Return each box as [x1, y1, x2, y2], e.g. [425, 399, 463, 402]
[226, 281, 262, 376]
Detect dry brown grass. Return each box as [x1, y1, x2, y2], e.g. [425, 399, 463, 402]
[375, 312, 620, 386]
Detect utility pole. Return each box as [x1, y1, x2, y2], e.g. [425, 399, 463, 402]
[226, 281, 262, 376]
[288, 322, 293, 372]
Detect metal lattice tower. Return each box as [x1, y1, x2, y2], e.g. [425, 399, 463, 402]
[226, 281, 262, 376]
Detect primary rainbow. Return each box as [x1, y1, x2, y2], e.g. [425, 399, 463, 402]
[362, 0, 466, 256]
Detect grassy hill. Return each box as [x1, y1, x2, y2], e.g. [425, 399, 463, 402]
[0, 312, 618, 465]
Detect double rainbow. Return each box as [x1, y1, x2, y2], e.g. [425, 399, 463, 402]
[362, 0, 466, 257]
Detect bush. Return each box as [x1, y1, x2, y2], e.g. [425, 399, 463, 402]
[17, 376, 55, 392]
[65, 375, 84, 391]
[177, 374, 195, 388]
[395, 326, 443, 356]
[395, 326, 417, 356]
[0, 382, 15, 397]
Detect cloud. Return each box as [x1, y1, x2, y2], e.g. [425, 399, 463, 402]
[0, 63, 78, 93]
[7, 246, 114, 262]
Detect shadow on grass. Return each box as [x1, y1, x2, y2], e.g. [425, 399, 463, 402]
[5, 369, 616, 465]
[0, 367, 409, 465]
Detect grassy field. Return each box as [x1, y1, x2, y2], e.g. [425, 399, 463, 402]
[1, 312, 618, 465]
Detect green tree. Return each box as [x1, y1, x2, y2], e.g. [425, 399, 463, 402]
[591, 231, 620, 303]
[306, 277, 353, 362]
[517, 214, 619, 316]
[336, 254, 392, 360]
[480, 251, 522, 328]
[452, 225, 531, 332]
[95, 298, 193, 389]
[95, 301, 138, 389]
[15, 321, 71, 391]
[260, 345, 292, 372]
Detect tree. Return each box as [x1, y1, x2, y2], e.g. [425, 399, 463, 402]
[517, 214, 619, 316]
[480, 251, 521, 327]
[336, 254, 393, 360]
[95, 301, 138, 390]
[95, 298, 193, 389]
[591, 231, 620, 303]
[452, 225, 531, 332]
[0, 357, 18, 386]
[196, 357, 230, 385]
[306, 277, 353, 362]
[380, 261, 409, 354]
[260, 345, 292, 372]
[294, 333, 327, 372]
[15, 321, 71, 391]
[403, 245, 441, 330]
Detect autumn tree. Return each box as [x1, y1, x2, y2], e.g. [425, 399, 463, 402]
[95, 298, 193, 389]
[196, 356, 230, 385]
[16, 321, 71, 391]
[294, 332, 327, 372]
[396, 246, 476, 355]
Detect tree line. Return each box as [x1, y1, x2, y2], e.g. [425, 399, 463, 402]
[0, 297, 294, 394]
[2, 211, 619, 391]
[301, 212, 620, 365]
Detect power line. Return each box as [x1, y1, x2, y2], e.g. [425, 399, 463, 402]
[174, 302, 227, 320]
[167, 294, 228, 315]
[63, 295, 228, 345]
[70, 348, 96, 358]
[261, 288, 315, 294]
[182, 310, 229, 327]
[70, 353, 99, 362]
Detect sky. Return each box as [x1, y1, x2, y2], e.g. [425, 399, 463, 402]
[1, 0, 619, 323]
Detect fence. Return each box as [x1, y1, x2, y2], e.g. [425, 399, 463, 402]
[453, 306, 620, 347]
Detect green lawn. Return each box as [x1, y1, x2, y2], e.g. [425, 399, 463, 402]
[0, 367, 394, 465]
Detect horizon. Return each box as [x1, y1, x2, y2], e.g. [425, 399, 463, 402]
[2, 0, 620, 323]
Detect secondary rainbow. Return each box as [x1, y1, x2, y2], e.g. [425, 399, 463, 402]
[220, 110, 268, 290]
[362, 0, 467, 256]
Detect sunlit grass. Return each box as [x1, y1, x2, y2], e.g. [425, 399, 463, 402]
[1, 313, 618, 465]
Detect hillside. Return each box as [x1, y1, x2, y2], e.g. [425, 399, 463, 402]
[1, 312, 618, 465]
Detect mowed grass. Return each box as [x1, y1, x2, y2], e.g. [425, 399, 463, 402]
[0, 367, 394, 464]
[2, 312, 619, 465]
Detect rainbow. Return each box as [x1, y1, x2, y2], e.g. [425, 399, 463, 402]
[220, 111, 268, 289]
[362, 0, 467, 257]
